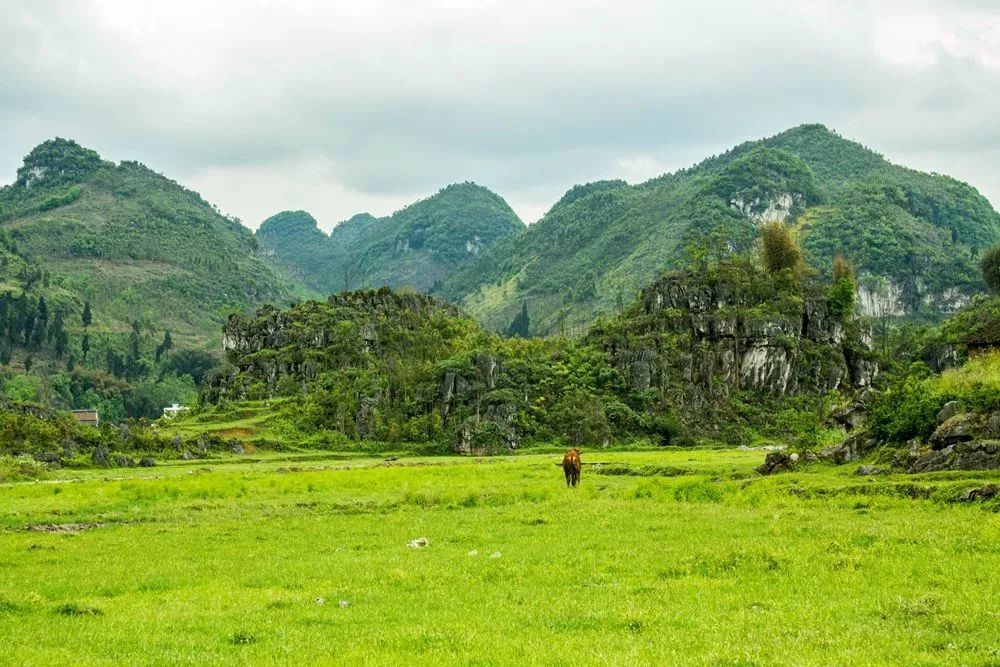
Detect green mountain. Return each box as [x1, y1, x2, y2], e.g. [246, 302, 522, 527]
[440, 124, 1000, 334]
[256, 182, 525, 294]
[0, 138, 301, 342]
[0, 138, 303, 418]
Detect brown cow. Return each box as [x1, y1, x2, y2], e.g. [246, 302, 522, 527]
[562, 448, 581, 487]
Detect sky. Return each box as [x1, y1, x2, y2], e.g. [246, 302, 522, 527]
[2, 0, 1000, 231]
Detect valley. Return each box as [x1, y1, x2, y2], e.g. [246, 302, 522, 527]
[2, 448, 998, 665]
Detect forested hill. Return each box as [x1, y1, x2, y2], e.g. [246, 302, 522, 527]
[256, 182, 525, 294]
[0, 138, 305, 419]
[440, 124, 1000, 335]
[0, 138, 302, 344]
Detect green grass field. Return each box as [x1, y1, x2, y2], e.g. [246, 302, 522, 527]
[1, 448, 999, 665]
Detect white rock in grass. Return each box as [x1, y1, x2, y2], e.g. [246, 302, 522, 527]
[407, 537, 429, 548]
[314, 597, 325, 606]
[489, 551, 502, 559]
[790, 453, 800, 464]
[339, 600, 350, 608]
[467, 550, 479, 557]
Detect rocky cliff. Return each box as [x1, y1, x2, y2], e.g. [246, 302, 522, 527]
[593, 259, 877, 411]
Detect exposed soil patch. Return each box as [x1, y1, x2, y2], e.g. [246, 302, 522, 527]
[217, 428, 253, 440]
[26, 523, 104, 534]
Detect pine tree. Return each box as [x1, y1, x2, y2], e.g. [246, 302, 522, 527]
[31, 296, 48, 347]
[155, 330, 173, 362]
[81, 333, 90, 361]
[82, 301, 92, 328]
[126, 320, 143, 379]
[506, 302, 530, 338]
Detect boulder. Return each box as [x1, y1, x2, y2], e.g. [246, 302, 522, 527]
[929, 413, 978, 449]
[828, 389, 877, 431]
[854, 465, 891, 476]
[957, 484, 1000, 501]
[112, 454, 137, 468]
[139, 457, 156, 467]
[987, 412, 1000, 439]
[91, 444, 110, 467]
[937, 401, 961, 424]
[755, 451, 795, 475]
[908, 440, 1000, 473]
[34, 451, 63, 465]
[820, 432, 879, 464]
[828, 402, 867, 432]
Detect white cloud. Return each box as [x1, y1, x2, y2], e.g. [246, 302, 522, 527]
[0, 0, 999, 228]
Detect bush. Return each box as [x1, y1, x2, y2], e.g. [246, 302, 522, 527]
[760, 222, 803, 277]
[0, 455, 50, 482]
[980, 245, 1000, 294]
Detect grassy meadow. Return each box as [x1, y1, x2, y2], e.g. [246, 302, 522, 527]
[1, 448, 999, 665]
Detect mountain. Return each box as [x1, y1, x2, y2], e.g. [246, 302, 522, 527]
[257, 182, 525, 294]
[0, 138, 304, 418]
[0, 138, 302, 344]
[439, 124, 1000, 334]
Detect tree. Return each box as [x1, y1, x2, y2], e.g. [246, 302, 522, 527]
[828, 255, 857, 319]
[31, 297, 48, 347]
[832, 254, 855, 284]
[52, 313, 68, 358]
[980, 245, 1000, 294]
[81, 333, 90, 361]
[160, 349, 219, 385]
[81, 301, 92, 328]
[155, 330, 173, 363]
[126, 321, 144, 379]
[760, 222, 803, 277]
[506, 302, 530, 338]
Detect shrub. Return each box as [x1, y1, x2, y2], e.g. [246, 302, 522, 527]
[980, 245, 1000, 294]
[760, 222, 803, 277]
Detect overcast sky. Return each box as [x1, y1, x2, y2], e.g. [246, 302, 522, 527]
[3, 1, 1000, 231]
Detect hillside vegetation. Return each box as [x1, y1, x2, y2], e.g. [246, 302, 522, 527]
[0, 138, 304, 419]
[257, 182, 525, 294]
[183, 242, 873, 454]
[440, 125, 1000, 334]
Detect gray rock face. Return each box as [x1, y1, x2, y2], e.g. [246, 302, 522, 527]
[604, 270, 878, 399]
[937, 401, 961, 425]
[442, 353, 521, 455]
[854, 465, 890, 476]
[987, 412, 1000, 439]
